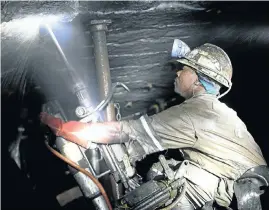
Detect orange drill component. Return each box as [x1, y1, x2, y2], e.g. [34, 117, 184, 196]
[40, 112, 125, 148]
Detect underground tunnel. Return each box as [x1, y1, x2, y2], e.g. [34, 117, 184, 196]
[1, 1, 269, 210]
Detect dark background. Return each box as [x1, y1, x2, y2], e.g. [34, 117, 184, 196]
[1, 1, 269, 209]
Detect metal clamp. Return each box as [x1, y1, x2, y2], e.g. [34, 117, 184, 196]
[77, 82, 130, 123]
[174, 160, 189, 180]
[75, 106, 91, 118]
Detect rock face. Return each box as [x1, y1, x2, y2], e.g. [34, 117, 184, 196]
[1, 1, 79, 23]
[1, 1, 269, 117]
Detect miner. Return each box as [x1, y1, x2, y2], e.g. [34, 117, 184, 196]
[41, 43, 267, 210]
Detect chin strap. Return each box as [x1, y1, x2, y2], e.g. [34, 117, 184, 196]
[217, 84, 232, 99]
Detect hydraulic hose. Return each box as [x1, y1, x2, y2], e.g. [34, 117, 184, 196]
[45, 141, 113, 210]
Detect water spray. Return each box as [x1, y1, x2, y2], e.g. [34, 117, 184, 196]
[41, 24, 94, 109]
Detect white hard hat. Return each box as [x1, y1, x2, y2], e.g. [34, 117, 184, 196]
[169, 43, 233, 98]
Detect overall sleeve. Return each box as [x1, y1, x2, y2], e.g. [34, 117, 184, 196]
[121, 105, 197, 152]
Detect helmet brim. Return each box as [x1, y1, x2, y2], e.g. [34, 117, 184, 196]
[167, 58, 231, 88]
[166, 58, 198, 71]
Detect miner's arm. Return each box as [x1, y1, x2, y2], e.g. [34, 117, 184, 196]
[40, 105, 196, 150]
[40, 112, 129, 148]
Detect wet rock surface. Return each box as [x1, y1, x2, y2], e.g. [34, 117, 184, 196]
[1, 1, 269, 117]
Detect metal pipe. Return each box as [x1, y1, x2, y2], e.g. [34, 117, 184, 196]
[90, 20, 129, 189]
[106, 145, 129, 188]
[100, 145, 118, 173]
[78, 146, 97, 177]
[90, 20, 115, 121]
[84, 147, 102, 175]
[96, 170, 111, 179]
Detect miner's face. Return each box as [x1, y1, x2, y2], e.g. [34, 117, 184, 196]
[174, 66, 198, 98]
